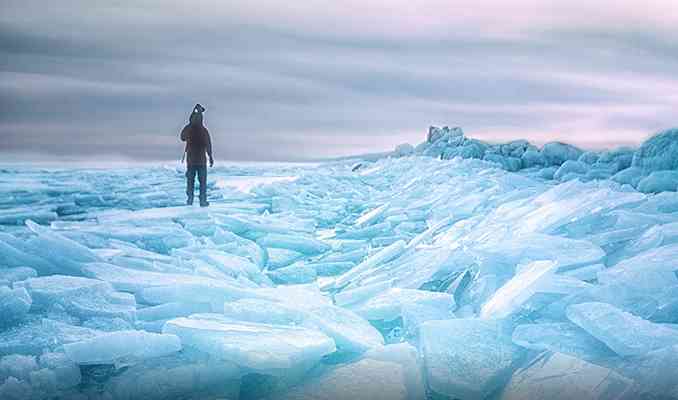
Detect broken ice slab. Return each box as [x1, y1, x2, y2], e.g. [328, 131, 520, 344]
[597, 243, 678, 290]
[213, 213, 314, 236]
[335, 279, 395, 308]
[136, 302, 212, 321]
[64, 330, 181, 365]
[333, 240, 406, 288]
[354, 203, 389, 228]
[560, 263, 605, 281]
[501, 352, 632, 400]
[66, 223, 197, 254]
[255, 284, 332, 309]
[567, 302, 678, 356]
[193, 249, 268, 284]
[512, 322, 616, 361]
[267, 262, 317, 284]
[257, 233, 330, 255]
[24, 220, 100, 274]
[473, 233, 605, 272]
[223, 299, 306, 326]
[163, 314, 335, 373]
[265, 248, 305, 270]
[336, 222, 392, 240]
[304, 304, 384, 353]
[15, 275, 136, 321]
[318, 247, 367, 264]
[38, 352, 81, 390]
[106, 352, 240, 400]
[0, 354, 38, 382]
[0, 206, 57, 226]
[212, 228, 268, 268]
[0, 319, 103, 356]
[0, 286, 31, 327]
[617, 222, 678, 263]
[480, 260, 559, 319]
[349, 288, 455, 324]
[364, 343, 426, 400]
[308, 261, 355, 277]
[82, 262, 256, 298]
[420, 318, 524, 400]
[401, 299, 456, 337]
[0, 267, 37, 286]
[0, 234, 57, 275]
[612, 345, 678, 398]
[139, 280, 265, 307]
[277, 359, 408, 400]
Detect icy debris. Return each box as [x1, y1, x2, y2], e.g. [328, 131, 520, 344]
[0, 267, 37, 286]
[637, 170, 678, 193]
[0, 354, 38, 382]
[266, 248, 305, 270]
[257, 233, 330, 255]
[223, 298, 306, 326]
[632, 128, 678, 172]
[0, 319, 102, 356]
[364, 344, 426, 400]
[268, 262, 317, 284]
[597, 243, 678, 290]
[334, 240, 406, 288]
[511, 322, 616, 361]
[480, 261, 559, 318]
[305, 304, 384, 353]
[0, 376, 32, 400]
[5, 136, 678, 398]
[541, 142, 583, 166]
[136, 302, 212, 321]
[38, 352, 81, 389]
[15, 275, 135, 321]
[64, 330, 182, 365]
[106, 353, 240, 400]
[420, 319, 524, 399]
[277, 359, 408, 400]
[349, 288, 455, 324]
[0, 286, 31, 327]
[163, 314, 335, 372]
[354, 203, 389, 228]
[501, 352, 632, 400]
[566, 302, 678, 356]
[0, 233, 55, 274]
[24, 219, 99, 274]
[614, 345, 678, 398]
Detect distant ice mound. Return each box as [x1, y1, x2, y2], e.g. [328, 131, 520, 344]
[402, 126, 678, 193]
[633, 128, 678, 172]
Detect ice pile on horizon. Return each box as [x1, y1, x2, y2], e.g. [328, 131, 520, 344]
[1, 128, 678, 399]
[407, 126, 678, 193]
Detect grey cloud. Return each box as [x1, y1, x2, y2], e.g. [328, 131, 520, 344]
[1, 2, 677, 161]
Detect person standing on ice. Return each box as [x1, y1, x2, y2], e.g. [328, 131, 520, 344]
[181, 103, 213, 207]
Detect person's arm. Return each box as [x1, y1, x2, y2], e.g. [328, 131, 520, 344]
[206, 128, 214, 167]
[180, 125, 190, 142]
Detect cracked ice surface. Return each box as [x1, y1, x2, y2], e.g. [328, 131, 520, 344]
[1, 154, 678, 399]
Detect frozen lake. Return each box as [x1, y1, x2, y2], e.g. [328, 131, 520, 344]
[1, 153, 678, 399]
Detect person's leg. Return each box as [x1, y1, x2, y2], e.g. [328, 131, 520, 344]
[198, 166, 209, 207]
[186, 166, 197, 205]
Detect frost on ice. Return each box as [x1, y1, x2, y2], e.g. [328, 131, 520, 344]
[1, 128, 678, 399]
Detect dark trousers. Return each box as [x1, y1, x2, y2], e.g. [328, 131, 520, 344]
[186, 165, 207, 204]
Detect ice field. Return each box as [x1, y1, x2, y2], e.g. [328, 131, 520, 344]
[1, 128, 678, 399]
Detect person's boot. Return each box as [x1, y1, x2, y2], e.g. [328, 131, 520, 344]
[187, 195, 194, 206]
[199, 194, 209, 207]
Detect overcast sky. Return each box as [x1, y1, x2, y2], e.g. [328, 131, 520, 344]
[1, 1, 678, 162]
